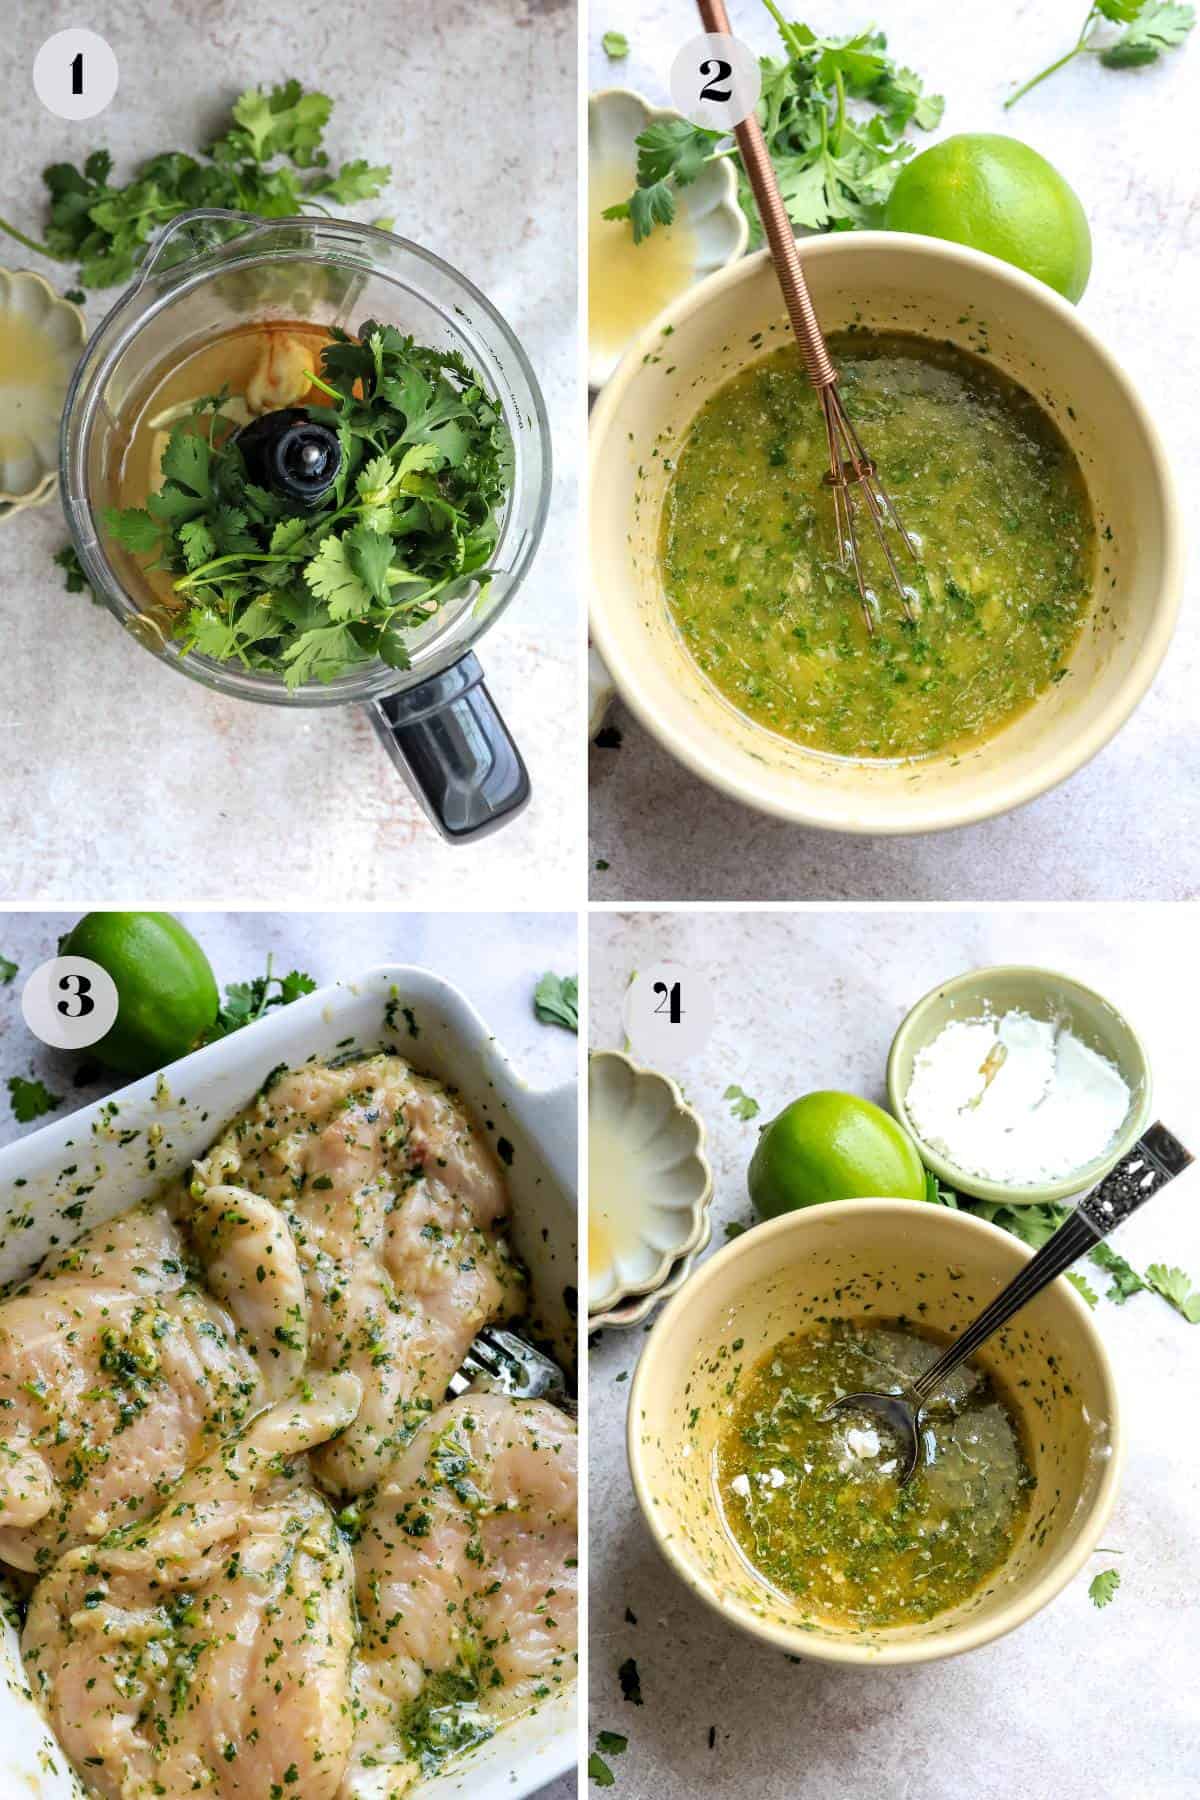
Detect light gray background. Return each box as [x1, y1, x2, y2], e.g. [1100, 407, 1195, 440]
[588, 2, 1199, 900]
[0, 909, 578, 1800]
[589, 907, 1200, 1798]
[1, 0, 580, 907]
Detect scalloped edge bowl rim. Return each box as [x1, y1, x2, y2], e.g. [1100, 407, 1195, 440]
[587, 1046, 714, 1316]
[0, 268, 85, 503]
[588, 85, 748, 390]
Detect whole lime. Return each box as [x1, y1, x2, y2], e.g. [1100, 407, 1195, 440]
[59, 912, 219, 1078]
[884, 133, 1091, 303]
[748, 1090, 926, 1219]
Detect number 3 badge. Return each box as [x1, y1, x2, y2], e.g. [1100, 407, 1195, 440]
[22, 957, 120, 1052]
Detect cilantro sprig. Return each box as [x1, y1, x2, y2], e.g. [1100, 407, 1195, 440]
[7, 1074, 62, 1124]
[202, 959, 317, 1042]
[0, 81, 389, 290]
[534, 974, 579, 1034]
[103, 323, 510, 691]
[1089, 1567, 1121, 1607]
[927, 1177, 1200, 1324]
[605, 5, 942, 245]
[1006, 2, 1194, 108]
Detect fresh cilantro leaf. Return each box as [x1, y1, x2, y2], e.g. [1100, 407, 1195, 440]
[0, 955, 17, 984]
[308, 159, 391, 204]
[7, 1074, 62, 1123]
[161, 429, 211, 498]
[596, 1732, 628, 1755]
[723, 1084, 760, 1121]
[304, 535, 375, 619]
[1065, 1271, 1099, 1308]
[269, 516, 310, 555]
[222, 82, 332, 166]
[1089, 1241, 1146, 1303]
[101, 507, 162, 554]
[533, 973, 579, 1034]
[924, 1169, 959, 1207]
[1144, 1263, 1200, 1322]
[280, 623, 365, 688]
[1008, 0, 1194, 106]
[588, 1754, 615, 1787]
[1102, 0, 1194, 63]
[63, 287, 86, 304]
[178, 519, 217, 570]
[618, 1658, 643, 1706]
[724, 1221, 749, 1240]
[602, 31, 630, 58]
[1089, 1568, 1121, 1608]
[344, 526, 395, 604]
[54, 544, 98, 603]
[636, 119, 718, 188]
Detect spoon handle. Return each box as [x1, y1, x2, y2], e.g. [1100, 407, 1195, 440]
[694, 0, 837, 392]
[909, 1123, 1193, 1405]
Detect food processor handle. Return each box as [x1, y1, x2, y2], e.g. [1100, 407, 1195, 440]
[367, 653, 530, 842]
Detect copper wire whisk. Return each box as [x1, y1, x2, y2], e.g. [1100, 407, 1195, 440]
[696, 0, 921, 634]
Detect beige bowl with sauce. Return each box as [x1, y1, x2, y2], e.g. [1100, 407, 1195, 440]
[628, 1199, 1123, 1665]
[590, 233, 1182, 833]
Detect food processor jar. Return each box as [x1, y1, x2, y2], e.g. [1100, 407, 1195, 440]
[60, 210, 552, 841]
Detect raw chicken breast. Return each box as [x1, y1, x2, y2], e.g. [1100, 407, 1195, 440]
[0, 1203, 268, 1571]
[22, 1373, 362, 1800]
[194, 1057, 525, 1494]
[342, 1393, 578, 1797]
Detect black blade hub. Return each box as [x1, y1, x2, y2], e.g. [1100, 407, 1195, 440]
[234, 407, 342, 507]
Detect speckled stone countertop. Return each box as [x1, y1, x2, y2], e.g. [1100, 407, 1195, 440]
[1, 0, 580, 906]
[588, 1, 1199, 900]
[588, 907, 1200, 1798]
[0, 908, 579, 1800]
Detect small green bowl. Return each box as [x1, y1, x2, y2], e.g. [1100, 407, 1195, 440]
[886, 964, 1152, 1206]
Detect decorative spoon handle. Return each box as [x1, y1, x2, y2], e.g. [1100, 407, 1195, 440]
[909, 1123, 1194, 1405]
[694, 0, 837, 391]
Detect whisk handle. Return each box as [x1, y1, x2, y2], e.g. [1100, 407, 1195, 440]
[695, 0, 837, 392]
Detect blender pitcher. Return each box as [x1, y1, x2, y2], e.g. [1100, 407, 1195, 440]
[60, 210, 552, 842]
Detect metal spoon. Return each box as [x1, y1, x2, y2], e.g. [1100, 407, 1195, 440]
[827, 1122, 1193, 1483]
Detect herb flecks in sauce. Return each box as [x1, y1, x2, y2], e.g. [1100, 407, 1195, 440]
[662, 333, 1094, 761]
[718, 1320, 1033, 1628]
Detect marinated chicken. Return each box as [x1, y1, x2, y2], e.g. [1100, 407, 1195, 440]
[22, 1374, 361, 1800]
[7, 1056, 575, 1799]
[343, 1393, 578, 1797]
[0, 1203, 267, 1571]
[194, 1057, 525, 1494]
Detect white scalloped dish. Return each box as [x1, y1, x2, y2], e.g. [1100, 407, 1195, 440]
[0, 270, 85, 513]
[589, 88, 747, 389]
[588, 1049, 713, 1317]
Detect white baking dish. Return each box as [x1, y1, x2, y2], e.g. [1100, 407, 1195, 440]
[0, 964, 578, 1800]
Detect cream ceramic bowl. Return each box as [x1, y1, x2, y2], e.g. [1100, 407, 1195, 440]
[628, 1200, 1123, 1665]
[590, 234, 1182, 833]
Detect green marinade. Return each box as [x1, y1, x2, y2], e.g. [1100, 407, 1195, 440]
[661, 333, 1094, 760]
[718, 1321, 1034, 1628]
